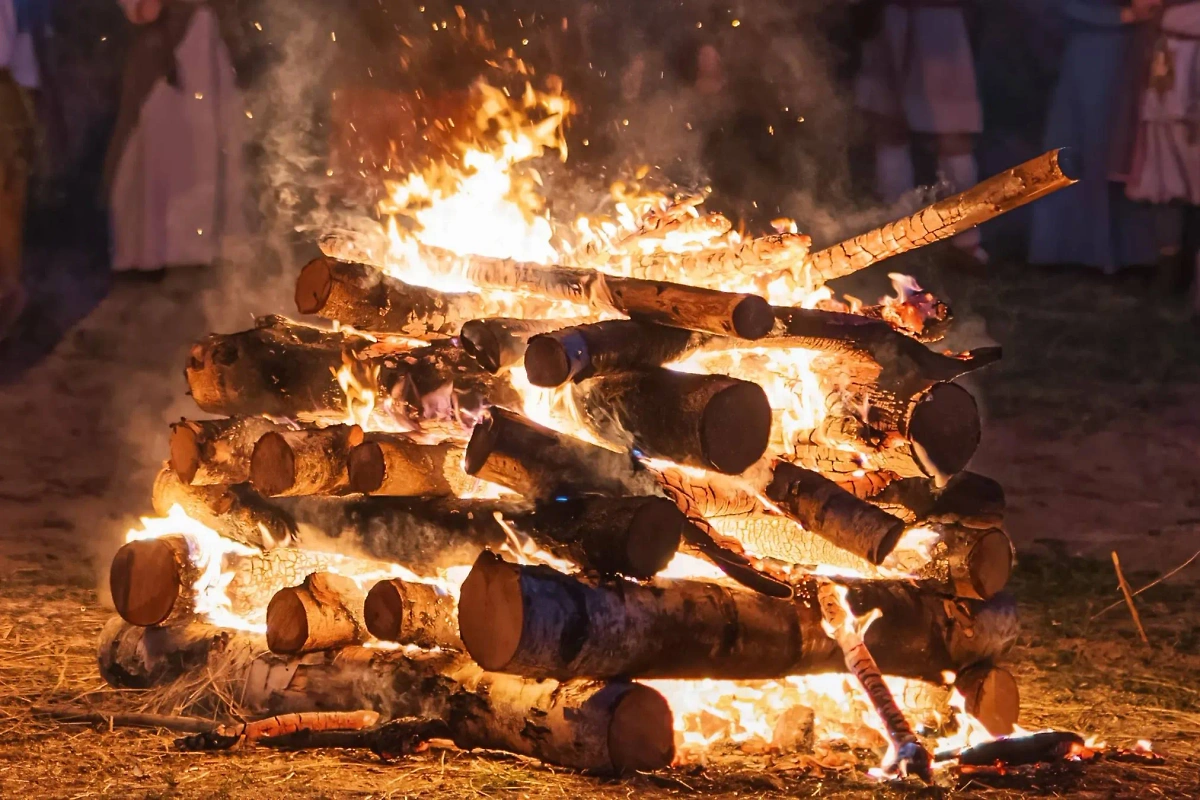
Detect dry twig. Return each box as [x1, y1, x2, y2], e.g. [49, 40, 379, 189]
[1111, 551, 1150, 647]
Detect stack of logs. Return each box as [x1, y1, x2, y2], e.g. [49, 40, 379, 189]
[100, 150, 1076, 775]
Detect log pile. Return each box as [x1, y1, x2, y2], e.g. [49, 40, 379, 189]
[97, 153, 1073, 777]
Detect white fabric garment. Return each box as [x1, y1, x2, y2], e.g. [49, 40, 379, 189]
[939, 152, 983, 253]
[855, 4, 982, 134]
[0, 0, 40, 88]
[874, 142, 917, 205]
[1126, 4, 1200, 205]
[110, 3, 250, 271]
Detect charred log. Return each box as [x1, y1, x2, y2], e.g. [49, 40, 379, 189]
[266, 572, 369, 654]
[459, 318, 578, 373]
[169, 417, 288, 486]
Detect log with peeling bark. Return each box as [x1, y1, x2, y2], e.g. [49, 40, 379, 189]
[524, 320, 708, 387]
[765, 461, 908, 565]
[151, 466, 297, 549]
[572, 368, 772, 475]
[610, 232, 812, 286]
[805, 149, 1079, 283]
[295, 256, 483, 338]
[509, 496, 684, 578]
[99, 619, 675, 774]
[459, 318, 579, 373]
[169, 417, 289, 486]
[346, 435, 470, 497]
[458, 551, 1018, 682]
[463, 406, 655, 500]
[250, 425, 364, 497]
[363, 578, 461, 649]
[652, 466, 763, 519]
[954, 663, 1020, 737]
[266, 572, 369, 654]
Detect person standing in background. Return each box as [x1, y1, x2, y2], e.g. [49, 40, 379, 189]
[0, 0, 39, 340]
[854, 0, 987, 261]
[1029, 0, 1161, 273]
[106, 0, 254, 275]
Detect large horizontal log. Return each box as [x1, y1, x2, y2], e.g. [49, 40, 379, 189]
[459, 318, 579, 373]
[363, 578, 462, 649]
[607, 232, 812, 286]
[266, 572, 369, 654]
[169, 417, 289, 486]
[346, 434, 470, 497]
[459, 551, 1018, 682]
[295, 256, 482, 338]
[250, 425, 364, 497]
[571, 368, 772, 475]
[806, 148, 1078, 282]
[151, 466, 298, 550]
[524, 320, 707, 387]
[99, 619, 675, 774]
[463, 406, 656, 500]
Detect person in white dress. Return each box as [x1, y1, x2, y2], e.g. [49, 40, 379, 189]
[107, 0, 251, 274]
[0, 0, 39, 339]
[854, 0, 987, 260]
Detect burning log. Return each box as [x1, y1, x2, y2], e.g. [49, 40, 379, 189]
[509, 496, 685, 578]
[652, 466, 762, 519]
[295, 256, 481, 338]
[266, 572, 369, 654]
[363, 578, 461, 649]
[463, 406, 655, 500]
[871, 471, 1006, 524]
[572, 368, 772, 475]
[169, 417, 288, 486]
[151, 467, 297, 549]
[938, 731, 1086, 767]
[346, 434, 469, 496]
[250, 425, 364, 497]
[765, 461, 908, 565]
[806, 148, 1079, 283]
[523, 320, 707, 387]
[99, 619, 675, 774]
[459, 318, 578, 373]
[955, 663, 1020, 737]
[458, 551, 1018, 682]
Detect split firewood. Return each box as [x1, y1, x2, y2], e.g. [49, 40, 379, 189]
[457, 551, 1019, 682]
[363, 578, 461, 649]
[508, 496, 685, 578]
[151, 466, 298, 550]
[99, 619, 675, 775]
[346, 434, 470, 497]
[250, 425, 364, 497]
[459, 317, 580, 373]
[177, 710, 382, 751]
[523, 320, 708, 387]
[805, 148, 1078, 283]
[266, 572, 369, 655]
[954, 663, 1020, 737]
[766, 461, 908, 565]
[463, 406, 656, 500]
[295, 256, 483, 338]
[816, 580, 933, 783]
[572, 368, 772, 475]
[169, 417, 290, 486]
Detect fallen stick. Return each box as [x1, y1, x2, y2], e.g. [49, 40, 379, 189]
[346, 434, 469, 497]
[266, 572, 369, 654]
[459, 317, 579, 373]
[169, 417, 289, 486]
[251, 717, 451, 758]
[937, 730, 1086, 767]
[1090, 547, 1200, 620]
[31, 705, 216, 734]
[177, 710, 383, 751]
[250, 425, 364, 497]
[151, 467, 298, 550]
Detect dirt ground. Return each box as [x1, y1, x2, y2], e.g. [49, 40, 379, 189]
[0, 249, 1198, 798]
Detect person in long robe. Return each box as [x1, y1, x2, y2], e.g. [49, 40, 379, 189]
[0, 0, 39, 339]
[1028, 0, 1161, 272]
[854, 0, 987, 260]
[106, 0, 252, 274]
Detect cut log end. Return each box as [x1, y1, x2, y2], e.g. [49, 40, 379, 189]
[295, 258, 333, 316]
[265, 589, 310, 655]
[702, 382, 773, 474]
[347, 441, 386, 494]
[462, 413, 499, 478]
[459, 320, 503, 373]
[457, 552, 522, 672]
[109, 539, 183, 627]
[608, 685, 677, 774]
[956, 664, 1020, 737]
[523, 335, 572, 387]
[168, 425, 201, 486]
[625, 499, 686, 578]
[967, 529, 1014, 601]
[251, 432, 297, 497]
[731, 295, 775, 340]
[906, 383, 981, 480]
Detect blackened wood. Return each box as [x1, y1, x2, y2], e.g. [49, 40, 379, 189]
[524, 320, 707, 387]
[459, 318, 575, 373]
[151, 466, 298, 549]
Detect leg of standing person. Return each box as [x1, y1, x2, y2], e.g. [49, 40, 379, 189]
[870, 111, 915, 204]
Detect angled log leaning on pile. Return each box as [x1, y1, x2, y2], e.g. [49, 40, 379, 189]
[151, 466, 297, 549]
[458, 551, 1018, 682]
[98, 619, 675, 774]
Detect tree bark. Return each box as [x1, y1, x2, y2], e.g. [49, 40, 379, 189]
[346, 434, 469, 497]
[459, 318, 579, 373]
[151, 466, 298, 550]
[363, 578, 462, 649]
[524, 320, 708, 387]
[169, 417, 288, 486]
[250, 425, 364, 497]
[572, 368, 772, 475]
[295, 256, 482, 338]
[805, 149, 1078, 283]
[266, 572, 369, 654]
[458, 551, 1019, 682]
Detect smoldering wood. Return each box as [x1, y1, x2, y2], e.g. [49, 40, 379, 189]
[250, 425, 364, 497]
[765, 461, 908, 565]
[98, 620, 675, 774]
[459, 318, 578, 373]
[806, 148, 1079, 282]
[169, 417, 289, 486]
[295, 256, 482, 338]
[651, 466, 763, 519]
[523, 320, 708, 387]
[151, 466, 298, 550]
[462, 406, 656, 500]
[572, 368, 772, 475]
[363, 578, 462, 650]
[508, 496, 685, 578]
[346, 434, 469, 497]
[266, 572, 369, 655]
[457, 551, 1019, 682]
